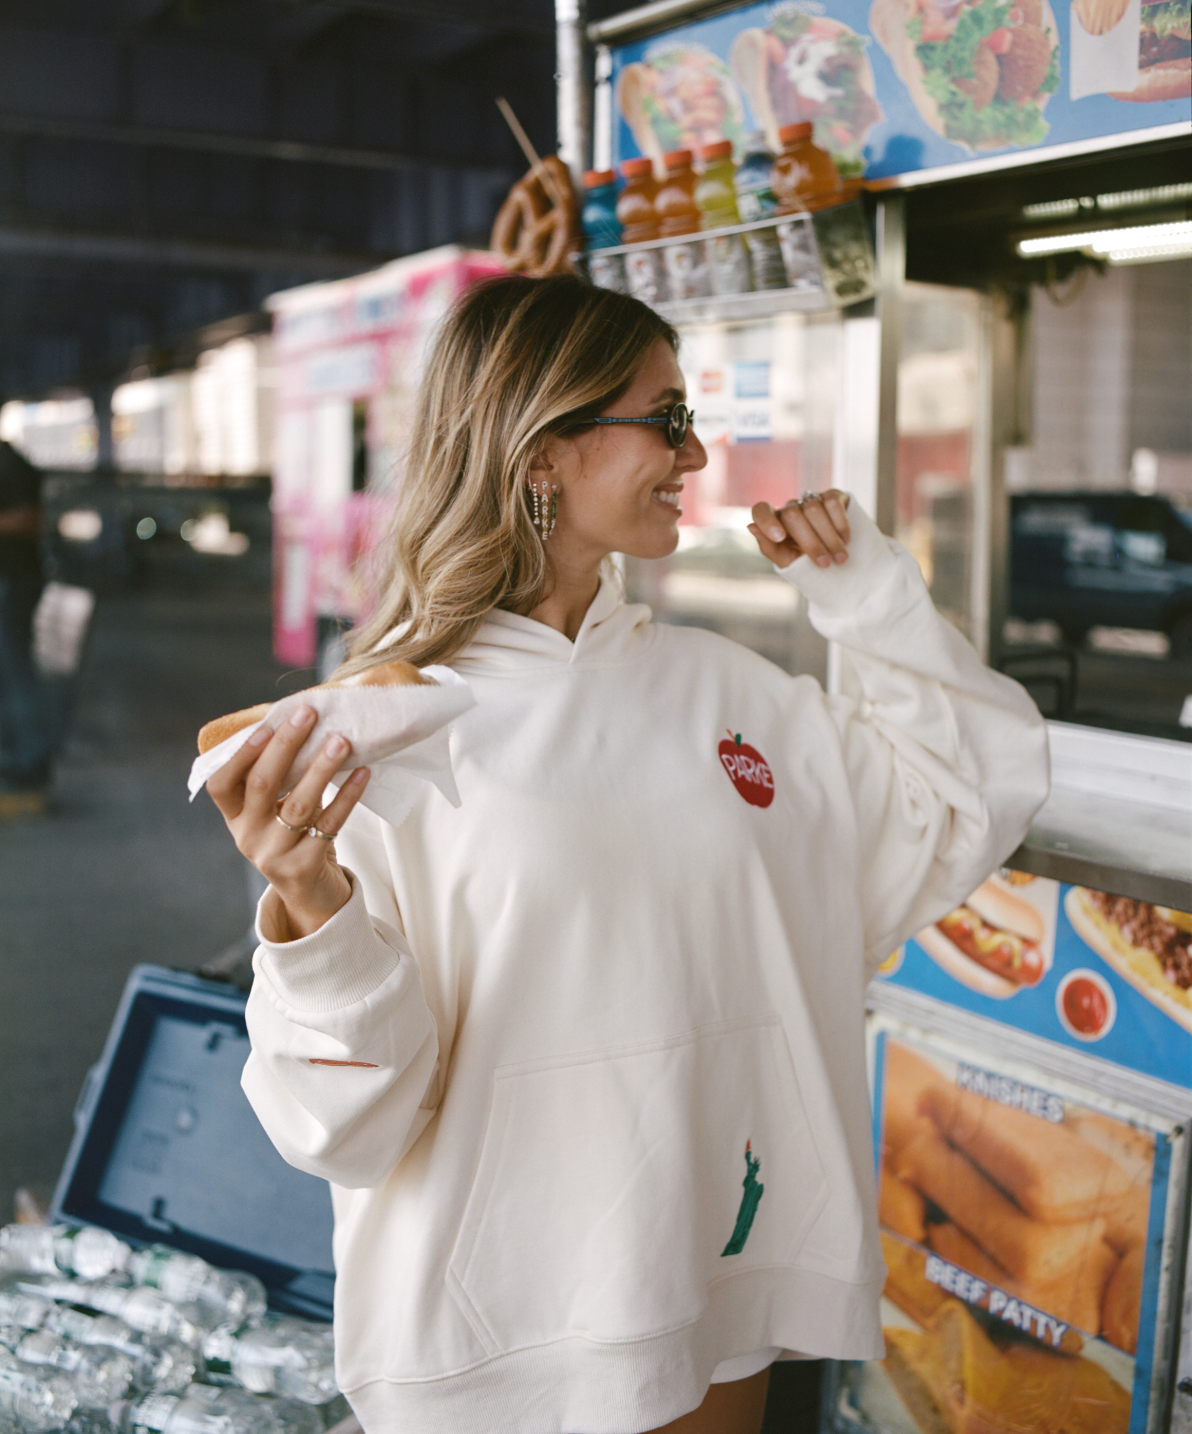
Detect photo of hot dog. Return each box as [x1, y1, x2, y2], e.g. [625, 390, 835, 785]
[914, 874, 1053, 997]
[197, 660, 433, 754]
[1065, 887, 1192, 1035]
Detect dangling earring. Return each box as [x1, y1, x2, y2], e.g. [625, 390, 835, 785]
[528, 479, 558, 540]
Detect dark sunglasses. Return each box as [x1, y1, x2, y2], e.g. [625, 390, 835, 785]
[590, 403, 694, 449]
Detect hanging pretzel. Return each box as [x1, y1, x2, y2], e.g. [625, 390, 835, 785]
[491, 156, 580, 277]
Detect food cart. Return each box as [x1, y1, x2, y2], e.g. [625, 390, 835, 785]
[265, 247, 504, 670]
[560, 0, 1192, 1428]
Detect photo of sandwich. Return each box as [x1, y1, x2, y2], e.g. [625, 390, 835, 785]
[616, 43, 747, 172]
[877, 1040, 1154, 1357]
[729, 4, 885, 176]
[1065, 887, 1192, 1032]
[914, 873, 1055, 997]
[869, 0, 1061, 150]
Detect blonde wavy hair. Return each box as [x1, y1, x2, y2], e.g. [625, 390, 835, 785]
[338, 275, 677, 676]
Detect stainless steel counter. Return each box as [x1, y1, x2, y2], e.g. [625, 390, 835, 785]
[1008, 721, 1192, 908]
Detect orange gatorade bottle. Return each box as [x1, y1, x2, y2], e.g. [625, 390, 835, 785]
[616, 158, 659, 244]
[772, 122, 843, 214]
[654, 149, 701, 237]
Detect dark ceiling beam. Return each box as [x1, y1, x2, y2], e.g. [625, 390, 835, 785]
[0, 224, 382, 274]
[314, 0, 554, 35]
[0, 111, 509, 175]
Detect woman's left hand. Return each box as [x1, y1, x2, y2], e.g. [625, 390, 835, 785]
[748, 490, 851, 570]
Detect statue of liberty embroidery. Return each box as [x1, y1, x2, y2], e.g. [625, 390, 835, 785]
[721, 1140, 764, 1256]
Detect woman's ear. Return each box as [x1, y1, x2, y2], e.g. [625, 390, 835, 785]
[529, 430, 569, 474]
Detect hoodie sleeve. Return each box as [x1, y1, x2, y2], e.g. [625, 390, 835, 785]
[241, 812, 440, 1189]
[776, 501, 1049, 976]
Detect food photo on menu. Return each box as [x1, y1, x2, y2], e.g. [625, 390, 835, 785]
[848, 1035, 1167, 1432]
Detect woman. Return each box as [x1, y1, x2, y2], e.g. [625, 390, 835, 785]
[210, 275, 1048, 1434]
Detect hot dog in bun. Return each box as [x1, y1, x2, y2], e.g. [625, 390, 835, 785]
[916, 875, 1048, 997]
[197, 661, 433, 754]
[1065, 887, 1192, 1033]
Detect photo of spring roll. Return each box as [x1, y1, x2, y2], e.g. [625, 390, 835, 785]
[919, 1081, 1131, 1222]
[876, 1039, 1157, 1358]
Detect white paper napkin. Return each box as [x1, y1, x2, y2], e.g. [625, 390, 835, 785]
[187, 665, 476, 829]
[1070, 0, 1140, 100]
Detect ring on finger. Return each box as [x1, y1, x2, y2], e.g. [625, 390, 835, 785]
[308, 825, 336, 842]
[275, 798, 310, 834]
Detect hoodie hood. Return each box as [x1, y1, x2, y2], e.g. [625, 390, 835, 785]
[450, 574, 654, 676]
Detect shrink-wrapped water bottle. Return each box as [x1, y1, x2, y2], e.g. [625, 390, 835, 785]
[0, 1344, 78, 1431]
[39, 1282, 218, 1351]
[0, 1285, 53, 1333]
[45, 1306, 198, 1394]
[109, 1391, 275, 1434]
[182, 1384, 321, 1434]
[125, 1251, 265, 1327]
[12, 1329, 137, 1407]
[201, 1318, 336, 1405]
[0, 1225, 130, 1281]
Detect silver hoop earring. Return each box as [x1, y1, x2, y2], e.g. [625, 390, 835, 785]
[528, 480, 558, 541]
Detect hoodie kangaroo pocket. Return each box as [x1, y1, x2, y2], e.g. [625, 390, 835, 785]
[445, 1014, 828, 1356]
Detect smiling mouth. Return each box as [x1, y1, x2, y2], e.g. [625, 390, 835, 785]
[654, 485, 683, 509]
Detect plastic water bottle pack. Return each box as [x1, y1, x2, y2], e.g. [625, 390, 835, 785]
[0, 1227, 343, 1434]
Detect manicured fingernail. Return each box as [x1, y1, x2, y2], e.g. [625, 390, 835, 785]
[351, 767, 370, 786]
[247, 725, 270, 747]
[816, 556, 831, 568]
[290, 705, 315, 729]
[835, 550, 848, 563]
[769, 527, 785, 541]
[325, 734, 347, 758]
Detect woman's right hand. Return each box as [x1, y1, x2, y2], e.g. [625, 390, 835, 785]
[207, 705, 371, 941]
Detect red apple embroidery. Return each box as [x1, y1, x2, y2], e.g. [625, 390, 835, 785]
[718, 731, 775, 808]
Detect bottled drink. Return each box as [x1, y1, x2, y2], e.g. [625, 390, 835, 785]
[0, 1345, 78, 1431]
[580, 169, 621, 250]
[13, 1329, 136, 1407]
[45, 1306, 198, 1395]
[183, 1385, 321, 1434]
[0, 1225, 130, 1281]
[614, 157, 658, 244]
[772, 122, 842, 214]
[654, 150, 700, 237]
[126, 1250, 265, 1327]
[0, 1285, 53, 1333]
[732, 133, 786, 290]
[201, 1318, 337, 1406]
[110, 1392, 274, 1434]
[41, 1282, 218, 1351]
[695, 140, 751, 296]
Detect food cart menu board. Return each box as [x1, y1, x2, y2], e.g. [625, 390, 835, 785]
[606, 0, 1190, 186]
[875, 874, 1192, 1088]
[829, 1020, 1187, 1433]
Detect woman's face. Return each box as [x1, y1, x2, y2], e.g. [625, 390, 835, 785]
[534, 337, 707, 565]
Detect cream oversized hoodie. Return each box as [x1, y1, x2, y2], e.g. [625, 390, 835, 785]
[241, 504, 1049, 1434]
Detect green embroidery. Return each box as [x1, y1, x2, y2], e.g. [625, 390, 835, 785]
[721, 1140, 764, 1256]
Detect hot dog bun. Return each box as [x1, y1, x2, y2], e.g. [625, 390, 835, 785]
[916, 877, 1048, 997]
[1064, 886, 1192, 1034]
[197, 661, 433, 754]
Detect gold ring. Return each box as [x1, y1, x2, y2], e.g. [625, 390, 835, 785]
[275, 811, 308, 833]
[308, 827, 336, 842]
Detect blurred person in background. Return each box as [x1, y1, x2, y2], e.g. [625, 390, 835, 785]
[0, 439, 51, 816]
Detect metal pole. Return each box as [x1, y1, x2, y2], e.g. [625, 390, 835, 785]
[874, 193, 905, 537]
[556, 0, 591, 185]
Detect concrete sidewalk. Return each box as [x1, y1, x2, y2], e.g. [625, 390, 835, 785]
[0, 579, 313, 1222]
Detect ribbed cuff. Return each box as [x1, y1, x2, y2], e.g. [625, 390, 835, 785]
[774, 499, 899, 613]
[255, 873, 403, 1013]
